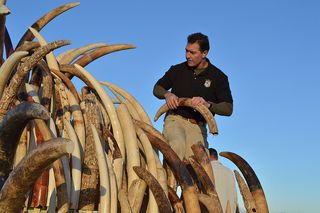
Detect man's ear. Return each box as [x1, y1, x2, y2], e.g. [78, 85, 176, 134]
[202, 50, 208, 58]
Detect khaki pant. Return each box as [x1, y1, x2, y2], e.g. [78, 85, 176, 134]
[163, 114, 208, 190]
[163, 114, 208, 160]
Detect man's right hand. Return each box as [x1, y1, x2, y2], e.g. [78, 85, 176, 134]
[164, 92, 179, 109]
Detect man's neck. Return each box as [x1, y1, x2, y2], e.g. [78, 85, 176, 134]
[196, 58, 208, 70]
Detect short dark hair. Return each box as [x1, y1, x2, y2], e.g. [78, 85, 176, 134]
[187, 32, 210, 52]
[209, 148, 218, 159]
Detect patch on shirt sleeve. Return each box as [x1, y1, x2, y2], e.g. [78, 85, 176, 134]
[204, 79, 212, 88]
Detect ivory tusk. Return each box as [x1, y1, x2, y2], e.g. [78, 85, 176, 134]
[116, 103, 140, 189]
[73, 44, 135, 67]
[28, 27, 60, 72]
[57, 43, 108, 64]
[101, 81, 152, 125]
[191, 142, 215, 185]
[0, 40, 70, 117]
[74, 64, 124, 159]
[66, 89, 85, 157]
[91, 124, 111, 213]
[0, 138, 74, 213]
[144, 131, 201, 213]
[64, 119, 82, 210]
[0, 51, 28, 98]
[135, 126, 159, 213]
[220, 151, 269, 213]
[154, 97, 218, 135]
[234, 170, 257, 213]
[133, 119, 166, 143]
[133, 166, 172, 213]
[0, 101, 49, 185]
[188, 157, 223, 213]
[16, 2, 80, 48]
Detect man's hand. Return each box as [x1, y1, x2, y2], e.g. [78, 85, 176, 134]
[191, 97, 210, 108]
[164, 92, 179, 109]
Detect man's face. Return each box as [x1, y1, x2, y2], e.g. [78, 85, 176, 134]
[185, 42, 208, 68]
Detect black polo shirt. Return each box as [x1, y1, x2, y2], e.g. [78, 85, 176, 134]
[155, 60, 233, 123]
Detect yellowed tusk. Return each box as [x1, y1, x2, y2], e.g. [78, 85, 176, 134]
[91, 124, 111, 213]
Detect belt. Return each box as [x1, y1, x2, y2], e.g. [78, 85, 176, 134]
[171, 113, 205, 126]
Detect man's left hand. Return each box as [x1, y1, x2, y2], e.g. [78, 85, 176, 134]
[191, 97, 210, 108]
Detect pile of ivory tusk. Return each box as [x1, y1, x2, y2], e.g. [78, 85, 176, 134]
[0, 2, 270, 213]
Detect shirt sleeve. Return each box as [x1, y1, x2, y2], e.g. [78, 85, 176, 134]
[154, 66, 176, 90]
[215, 75, 233, 104]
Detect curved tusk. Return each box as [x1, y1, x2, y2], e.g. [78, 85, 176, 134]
[104, 140, 118, 213]
[0, 51, 28, 98]
[59, 64, 94, 88]
[73, 44, 135, 68]
[0, 101, 49, 185]
[154, 152, 168, 197]
[144, 131, 201, 213]
[133, 166, 172, 213]
[101, 81, 152, 126]
[154, 98, 218, 135]
[64, 120, 82, 211]
[66, 89, 85, 156]
[220, 151, 269, 213]
[128, 179, 146, 213]
[135, 126, 159, 213]
[234, 170, 257, 213]
[91, 124, 111, 213]
[57, 43, 108, 64]
[188, 157, 223, 213]
[167, 186, 184, 213]
[36, 60, 53, 111]
[15, 41, 40, 52]
[16, 2, 80, 48]
[0, 40, 70, 116]
[29, 28, 82, 104]
[116, 103, 140, 188]
[28, 27, 59, 72]
[54, 63, 81, 103]
[191, 142, 215, 185]
[133, 119, 166, 142]
[73, 64, 124, 158]
[47, 114, 72, 210]
[46, 118, 57, 211]
[0, 138, 74, 213]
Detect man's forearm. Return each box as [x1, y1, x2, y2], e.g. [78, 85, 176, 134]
[154, 84, 233, 116]
[153, 84, 168, 99]
[209, 102, 233, 116]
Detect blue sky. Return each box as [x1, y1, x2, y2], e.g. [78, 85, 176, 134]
[5, 1, 320, 212]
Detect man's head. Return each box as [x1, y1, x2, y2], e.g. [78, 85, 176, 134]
[209, 148, 218, 161]
[187, 32, 210, 52]
[185, 32, 210, 68]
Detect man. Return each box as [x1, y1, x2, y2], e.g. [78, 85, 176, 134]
[209, 148, 238, 213]
[153, 32, 233, 160]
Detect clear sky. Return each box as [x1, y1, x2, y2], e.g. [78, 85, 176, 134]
[5, 1, 320, 212]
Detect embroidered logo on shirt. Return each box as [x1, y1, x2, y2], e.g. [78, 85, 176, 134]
[204, 79, 212, 88]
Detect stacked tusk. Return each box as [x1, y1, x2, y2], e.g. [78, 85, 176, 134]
[0, 2, 269, 213]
